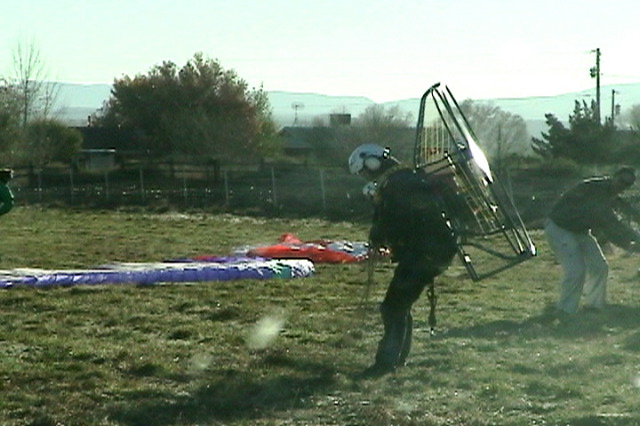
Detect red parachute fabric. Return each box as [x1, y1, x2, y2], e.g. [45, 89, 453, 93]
[244, 233, 367, 263]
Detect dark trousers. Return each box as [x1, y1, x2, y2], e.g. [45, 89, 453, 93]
[375, 258, 444, 368]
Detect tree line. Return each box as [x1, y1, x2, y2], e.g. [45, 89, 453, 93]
[2, 40, 640, 177]
[532, 100, 640, 167]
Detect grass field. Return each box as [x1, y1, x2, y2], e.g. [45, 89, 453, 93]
[1, 207, 639, 425]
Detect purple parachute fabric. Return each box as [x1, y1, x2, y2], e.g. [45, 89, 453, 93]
[0, 257, 314, 289]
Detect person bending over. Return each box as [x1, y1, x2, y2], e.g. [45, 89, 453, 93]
[545, 167, 640, 315]
[0, 168, 14, 217]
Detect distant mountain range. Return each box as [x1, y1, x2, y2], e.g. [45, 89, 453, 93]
[52, 81, 640, 138]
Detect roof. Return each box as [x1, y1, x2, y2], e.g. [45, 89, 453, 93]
[279, 126, 324, 151]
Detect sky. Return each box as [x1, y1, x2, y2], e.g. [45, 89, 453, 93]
[2, 0, 640, 103]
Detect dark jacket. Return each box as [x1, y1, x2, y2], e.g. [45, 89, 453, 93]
[370, 167, 457, 267]
[548, 177, 640, 249]
[0, 183, 13, 216]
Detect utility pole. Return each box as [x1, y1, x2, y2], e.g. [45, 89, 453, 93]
[291, 102, 304, 126]
[611, 89, 617, 126]
[590, 48, 601, 123]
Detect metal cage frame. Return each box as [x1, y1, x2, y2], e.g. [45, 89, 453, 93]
[413, 82, 536, 281]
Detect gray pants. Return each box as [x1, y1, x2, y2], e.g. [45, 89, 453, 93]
[544, 219, 608, 313]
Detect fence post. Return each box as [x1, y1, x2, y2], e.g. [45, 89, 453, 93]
[37, 170, 42, 202]
[139, 167, 145, 202]
[104, 171, 110, 200]
[223, 170, 230, 206]
[270, 166, 278, 205]
[183, 175, 188, 202]
[319, 169, 326, 211]
[69, 168, 75, 203]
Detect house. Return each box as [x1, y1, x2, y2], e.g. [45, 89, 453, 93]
[279, 126, 316, 157]
[75, 148, 117, 171]
[72, 126, 146, 170]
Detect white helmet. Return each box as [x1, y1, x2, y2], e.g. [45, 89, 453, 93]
[348, 144, 389, 175]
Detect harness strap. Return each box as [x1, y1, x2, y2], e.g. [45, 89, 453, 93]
[371, 165, 408, 205]
[427, 282, 437, 336]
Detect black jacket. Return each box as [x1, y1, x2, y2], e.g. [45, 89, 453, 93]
[370, 167, 457, 266]
[549, 177, 640, 249]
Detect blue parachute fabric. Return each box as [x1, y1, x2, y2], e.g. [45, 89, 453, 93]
[0, 258, 314, 289]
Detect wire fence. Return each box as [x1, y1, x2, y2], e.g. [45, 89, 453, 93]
[7, 161, 585, 227]
[10, 164, 374, 220]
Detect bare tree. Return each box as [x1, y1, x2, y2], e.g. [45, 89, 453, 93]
[0, 79, 22, 161]
[8, 39, 71, 171]
[11, 38, 58, 127]
[354, 104, 413, 131]
[349, 105, 414, 159]
[459, 99, 530, 173]
[618, 104, 640, 132]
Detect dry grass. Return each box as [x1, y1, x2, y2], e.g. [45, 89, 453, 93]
[0, 207, 639, 425]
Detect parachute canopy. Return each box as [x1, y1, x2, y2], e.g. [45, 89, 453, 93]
[0, 257, 314, 289]
[231, 233, 368, 264]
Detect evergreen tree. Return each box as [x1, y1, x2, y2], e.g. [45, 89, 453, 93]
[531, 100, 614, 165]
